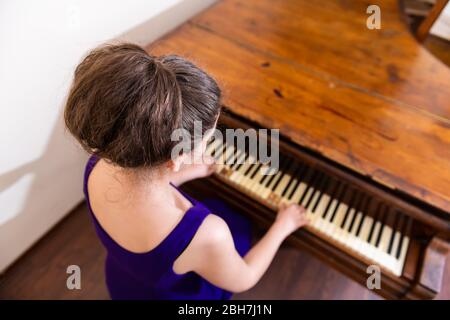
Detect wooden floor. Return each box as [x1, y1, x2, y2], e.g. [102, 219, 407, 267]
[0, 202, 448, 300]
[424, 35, 450, 67]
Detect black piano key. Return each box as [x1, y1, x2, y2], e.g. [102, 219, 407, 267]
[387, 212, 402, 255]
[206, 138, 216, 153]
[259, 154, 286, 186]
[298, 169, 319, 205]
[396, 216, 412, 259]
[312, 176, 330, 213]
[329, 184, 348, 223]
[250, 163, 263, 179]
[228, 150, 240, 170]
[257, 168, 271, 185]
[230, 147, 246, 170]
[304, 172, 325, 210]
[210, 142, 217, 158]
[270, 157, 294, 191]
[375, 207, 388, 248]
[390, 213, 404, 256]
[225, 144, 237, 165]
[270, 161, 294, 193]
[261, 157, 286, 188]
[258, 167, 271, 185]
[221, 143, 230, 164]
[232, 140, 238, 165]
[234, 146, 251, 171]
[322, 179, 341, 219]
[209, 139, 222, 157]
[348, 193, 366, 233]
[266, 155, 289, 188]
[214, 143, 225, 161]
[244, 146, 259, 175]
[367, 202, 383, 243]
[355, 196, 372, 237]
[281, 162, 303, 197]
[244, 162, 257, 176]
[287, 164, 310, 200]
[340, 189, 358, 229]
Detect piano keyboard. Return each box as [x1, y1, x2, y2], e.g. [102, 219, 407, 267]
[206, 139, 412, 276]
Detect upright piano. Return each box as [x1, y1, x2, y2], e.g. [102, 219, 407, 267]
[149, 0, 450, 299]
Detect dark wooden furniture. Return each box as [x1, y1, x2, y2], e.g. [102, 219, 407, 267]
[416, 0, 449, 41]
[148, 0, 450, 299]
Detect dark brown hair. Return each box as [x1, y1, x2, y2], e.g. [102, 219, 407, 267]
[64, 43, 221, 169]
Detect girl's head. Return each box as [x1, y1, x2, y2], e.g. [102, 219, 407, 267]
[64, 43, 221, 172]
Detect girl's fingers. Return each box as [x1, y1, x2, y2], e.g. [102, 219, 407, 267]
[203, 155, 215, 165]
[208, 163, 217, 174]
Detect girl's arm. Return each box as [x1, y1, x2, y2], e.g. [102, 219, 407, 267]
[170, 157, 216, 186]
[173, 203, 309, 293]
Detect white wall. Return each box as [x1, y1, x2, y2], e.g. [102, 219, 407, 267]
[0, 0, 216, 273]
[431, 2, 450, 41]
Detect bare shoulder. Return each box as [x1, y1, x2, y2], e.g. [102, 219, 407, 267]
[194, 214, 234, 247]
[173, 213, 234, 273]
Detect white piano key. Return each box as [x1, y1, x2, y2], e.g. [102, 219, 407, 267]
[355, 216, 374, 255]
[328, 203, 348, 241]
[322, 198, 337, 221]
[289, 182, 308, 204]
[350, 212, 363, 235]
[249, 165, 270, 193]
[307, 190, 321, 212]
[345, 212, 363, 251]
[263, 170, 284, 198]
[393, 236, 409, 276]
[205, 139, 219, 156]
[365, 221, 381, 259]
[314, 194, 330, 217]
[378, 226, 393, 253]
[274, 173, 293, 196]
[230, 148, 244, 167]
[387, 231, 402, 271]
[217, 144, 234, 166]
[369, 221, 382, 246]
[331, 204, 348, 229]
[321, 199, 338, 234]
[246, 165, 264, 191]
[282, 179, 298, 202]
[228, 150, 246, 182]
[340, 208, 356, 247]
[335, 209, 364, 253]
[241, 163, 260, 188]
[234, 155, 257, 184]
[300, 187, 314, 207]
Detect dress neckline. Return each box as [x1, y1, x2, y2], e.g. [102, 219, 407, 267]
[84, 155, 201, 256]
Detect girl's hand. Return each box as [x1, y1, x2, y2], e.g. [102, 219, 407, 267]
[189, 155, 217, 178]
[274, 203, 309, 238]
[176, 155, 217, 181]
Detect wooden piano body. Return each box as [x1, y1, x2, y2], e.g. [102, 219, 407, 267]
[149, 0, 450, 299]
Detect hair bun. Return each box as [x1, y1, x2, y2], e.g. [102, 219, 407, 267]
[64, 43, 221, 169]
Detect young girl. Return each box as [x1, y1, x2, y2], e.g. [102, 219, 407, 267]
[64, 43, 308, 300]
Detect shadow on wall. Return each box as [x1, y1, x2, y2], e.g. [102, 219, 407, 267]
[0, 108, 87, 272]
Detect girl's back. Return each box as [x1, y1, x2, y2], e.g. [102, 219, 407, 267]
[85, 154, 248, 299]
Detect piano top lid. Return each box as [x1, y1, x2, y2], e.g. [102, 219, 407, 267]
[148, 0, 450, 215]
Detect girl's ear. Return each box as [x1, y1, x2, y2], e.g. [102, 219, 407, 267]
[169, 153, 188, 172]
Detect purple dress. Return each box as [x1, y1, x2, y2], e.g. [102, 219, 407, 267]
[83, 155, 251, 300]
